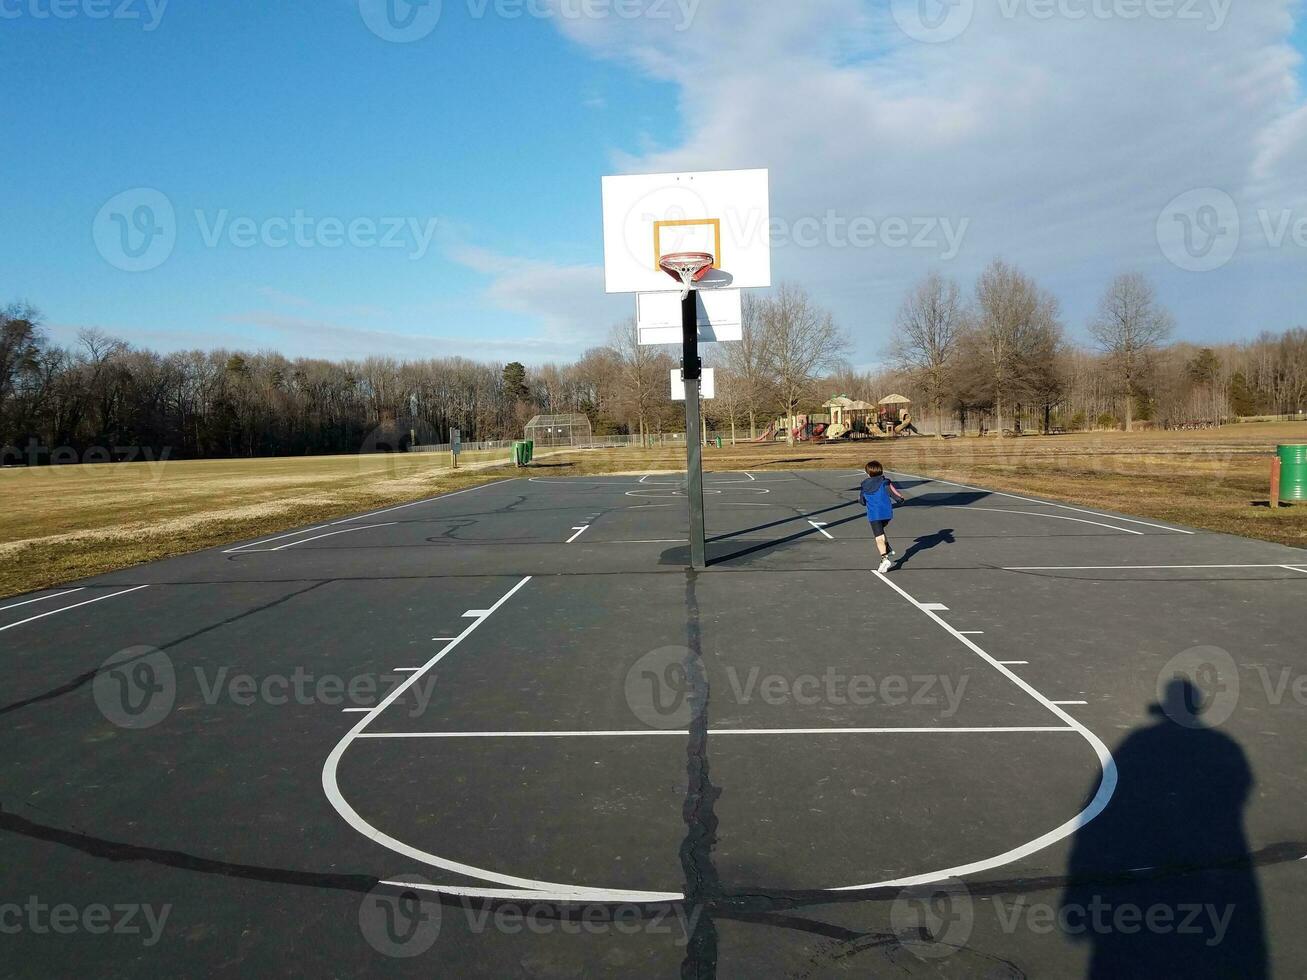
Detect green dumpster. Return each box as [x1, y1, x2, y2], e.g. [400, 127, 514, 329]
[1280, 444, 1307, 501]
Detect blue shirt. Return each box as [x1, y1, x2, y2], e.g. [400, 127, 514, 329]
[860, 476, 896, 522]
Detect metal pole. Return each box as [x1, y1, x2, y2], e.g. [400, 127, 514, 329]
[682, 291, 707, 569]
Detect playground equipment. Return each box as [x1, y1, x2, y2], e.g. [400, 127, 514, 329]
[752, 424, 778, 443]
[876, 394, 919, 437]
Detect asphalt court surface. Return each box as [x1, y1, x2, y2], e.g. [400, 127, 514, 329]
[2, 468, 1306, 977]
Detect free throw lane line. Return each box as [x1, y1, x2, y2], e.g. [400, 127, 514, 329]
[356, 726, 1077, 738]
[321, 577, 682, 904]
[566, 526, 591, 544]
[847, 570, 1118, 892]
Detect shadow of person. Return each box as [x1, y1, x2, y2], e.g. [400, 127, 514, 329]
[1061, 679, 1266, 978]
[895, 528, 956, 567]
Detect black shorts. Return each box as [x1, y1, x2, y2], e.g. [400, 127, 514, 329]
[869, 520, 888, 537]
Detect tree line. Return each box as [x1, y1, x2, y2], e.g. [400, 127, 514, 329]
[2, 267, 1303, 463]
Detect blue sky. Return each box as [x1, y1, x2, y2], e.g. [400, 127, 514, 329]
[3, 0, 1306, 366]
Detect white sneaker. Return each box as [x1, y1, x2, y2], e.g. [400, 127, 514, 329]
[877, 557, 892, 574]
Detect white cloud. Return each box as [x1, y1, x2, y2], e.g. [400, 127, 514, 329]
[449, 244, 631, 352]
[549, 0, 1307, 359]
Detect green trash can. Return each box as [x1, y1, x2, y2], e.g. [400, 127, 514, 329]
[1280, 444, 1307, 501]
[512, 441, 528, 467]
[525, 440, 534, 463]
[715, 436, 723, 449]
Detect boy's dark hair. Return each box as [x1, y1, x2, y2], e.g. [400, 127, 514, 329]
[864, 460, 884, 477]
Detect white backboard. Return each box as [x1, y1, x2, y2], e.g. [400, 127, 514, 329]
[671, 368, 715, 401]
[602, 169, 771, 294]
[637, 289, 742, 346]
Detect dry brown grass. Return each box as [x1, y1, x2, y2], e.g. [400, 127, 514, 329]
[2, 424, 1304, 598]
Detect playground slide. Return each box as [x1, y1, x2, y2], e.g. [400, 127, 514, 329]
[752, 425, 777, 443]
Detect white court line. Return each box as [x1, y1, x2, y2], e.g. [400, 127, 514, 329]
[0, 585, 149, 634]
[1053, 700, 1089, 706]
[566, 526, 590, 544]
[431, 637, 457, 641]
[960, 630, 985, 635]
[999, 661, 1029, 666]
[940, 505, 1144, 536]
[0, 589, 83, 614]
[846, 572, 1118, 892]
[808, 520, 834, 539]
[319, 577, 686, 901]
[342, 708, 372, 713]
[331, 478, 519, 525]
[922, 602, 949, 611]
[899, 472, 1194, 534]
[744, 472, 755, 481]
[1282, 566, 1307, 575]
[223, 526, 331, 553]
[393, 668, 421, 673]
[357, 727, 1077, 739]
[262, 524, 396, 552]
[1005, 564, 1303, 571]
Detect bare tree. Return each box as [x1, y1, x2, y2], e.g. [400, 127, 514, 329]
[724, 292, 774, 438]
[891, 272, 966, 437]
[760, 285, 849, 444]
[968, 260, 1062, 436]
[609, 318, 670, 443]
[1089, 272, 1174, 431]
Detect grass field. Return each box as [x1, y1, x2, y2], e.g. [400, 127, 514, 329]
[2, 424, 1303, 598]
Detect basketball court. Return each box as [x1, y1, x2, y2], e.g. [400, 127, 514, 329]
[3, 469, 1306, 975]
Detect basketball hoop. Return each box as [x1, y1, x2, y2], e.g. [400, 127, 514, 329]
[659, 252, 715, 300]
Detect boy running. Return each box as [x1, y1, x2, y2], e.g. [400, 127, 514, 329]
[860, 460, 907, 573]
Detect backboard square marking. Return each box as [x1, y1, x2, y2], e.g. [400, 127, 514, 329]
[653, 219, 721, 271]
